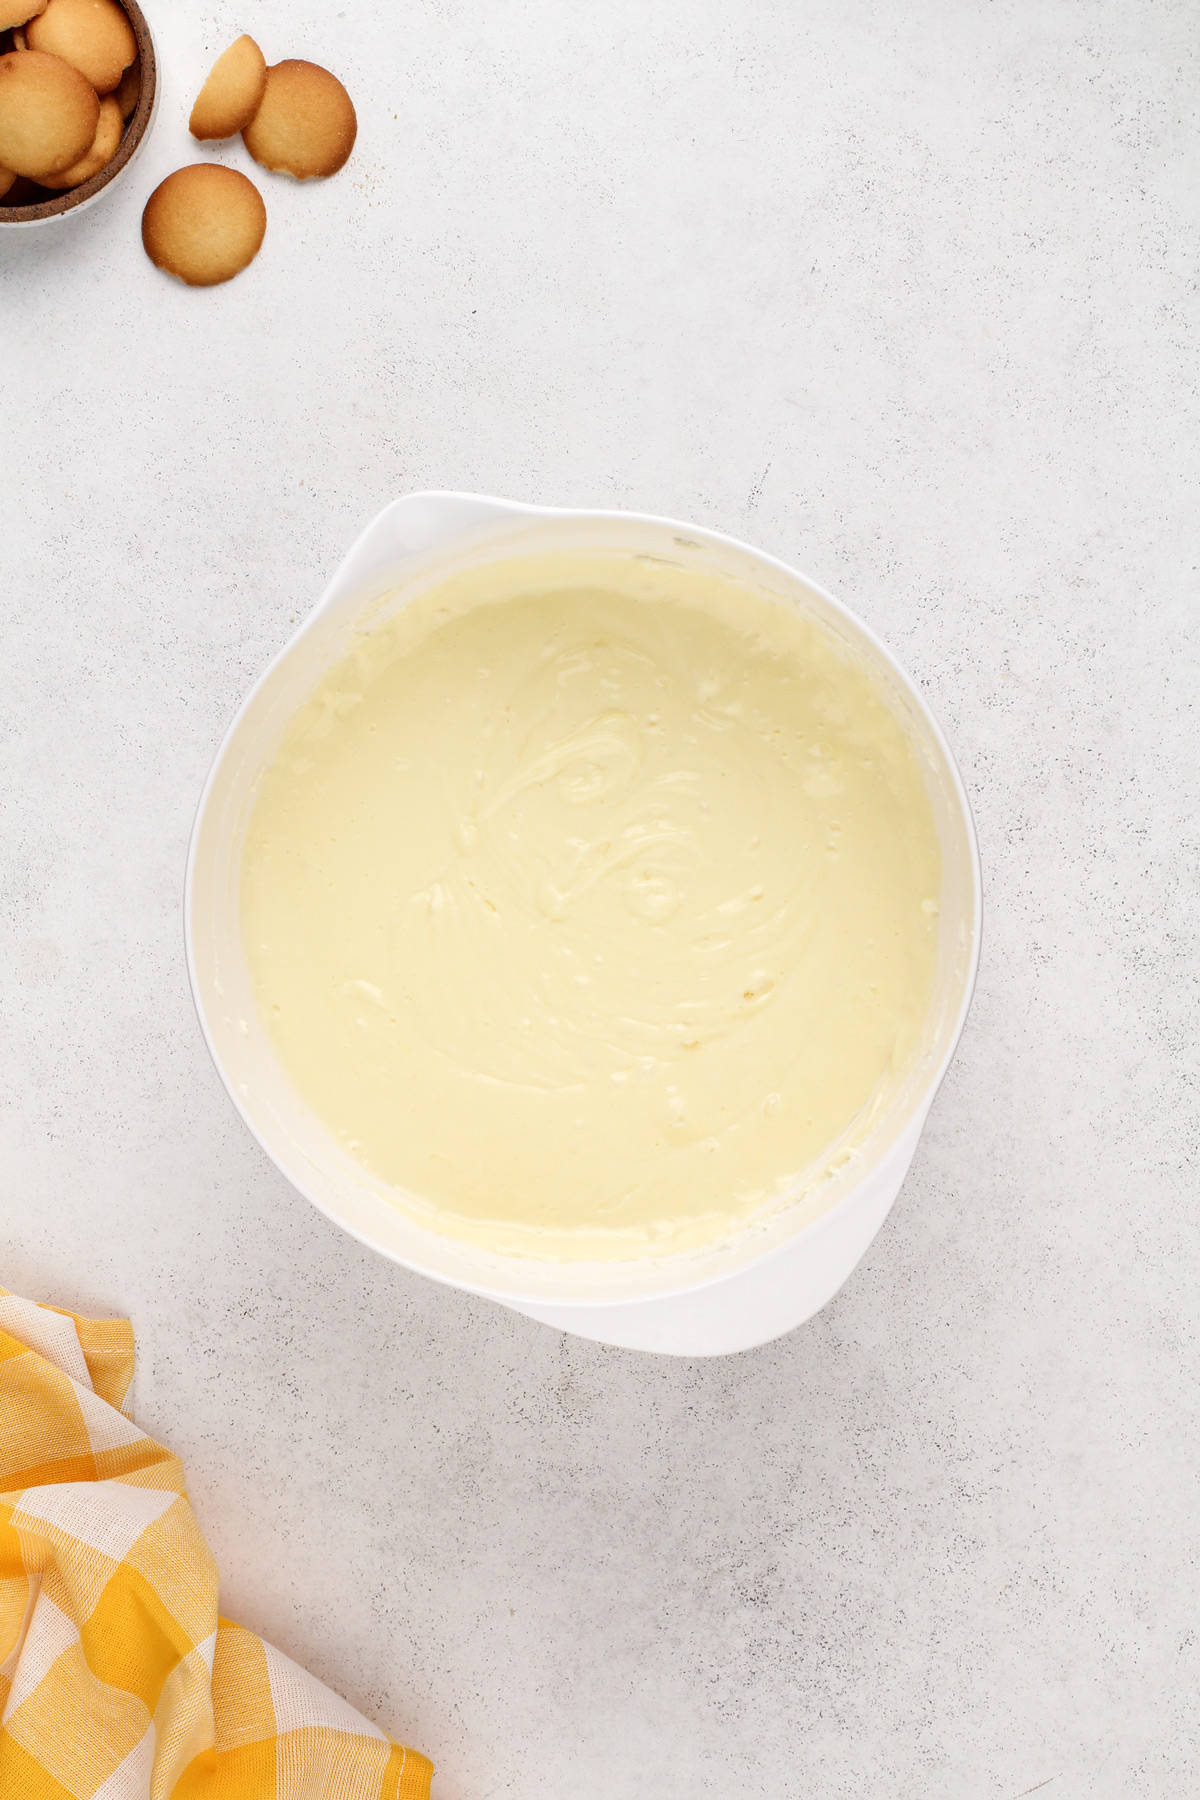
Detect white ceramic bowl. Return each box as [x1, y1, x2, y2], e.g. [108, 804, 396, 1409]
[187, 493, 981, 1355]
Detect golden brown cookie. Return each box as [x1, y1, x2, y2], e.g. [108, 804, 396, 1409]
[113, 48, 136, 117]
[142, 163, 266, 287]
[189, 33, 265, 141]
[11, 27, 28, 46]
[242, 59, 356, 179]
[0, 48, 99, 177]
[0, 1, 46, 32]
[0, 164, 14, 197]
[26, 0, 134, 94]
[41, 86, 118, 184]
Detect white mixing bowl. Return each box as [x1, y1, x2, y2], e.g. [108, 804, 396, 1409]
[186, 492, 981, 1354]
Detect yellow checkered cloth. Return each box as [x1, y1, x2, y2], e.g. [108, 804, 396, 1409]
[0, 1288, 433, 1798]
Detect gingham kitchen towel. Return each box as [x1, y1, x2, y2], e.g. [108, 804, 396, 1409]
[0, 1286, 433, 1798]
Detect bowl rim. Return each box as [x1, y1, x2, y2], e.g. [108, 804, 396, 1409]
[185, 491, 984, 1308]
[0, 0, 156, 226]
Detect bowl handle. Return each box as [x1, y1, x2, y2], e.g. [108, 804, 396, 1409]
[313, 490, 536, 619]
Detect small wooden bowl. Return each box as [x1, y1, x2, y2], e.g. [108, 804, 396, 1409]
[0, 0, 157, 227]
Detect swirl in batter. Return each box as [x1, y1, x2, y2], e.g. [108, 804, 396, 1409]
[241, 553, 940, 1259]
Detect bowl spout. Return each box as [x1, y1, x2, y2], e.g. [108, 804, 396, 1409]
[314, 490, 538, 620]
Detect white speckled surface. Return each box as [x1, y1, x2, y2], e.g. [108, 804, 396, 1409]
[1, 1, 1197, 1794]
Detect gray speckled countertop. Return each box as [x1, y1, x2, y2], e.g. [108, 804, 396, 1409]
[1, 2, 1196, 1795]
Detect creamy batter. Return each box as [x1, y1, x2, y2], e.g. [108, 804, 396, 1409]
[241, 553, 941, 1259]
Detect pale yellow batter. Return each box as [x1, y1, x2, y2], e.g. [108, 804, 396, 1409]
[241, 553, 940, 1260]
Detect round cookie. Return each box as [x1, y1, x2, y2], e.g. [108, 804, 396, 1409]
[0, 164, 14, 198]
[26, 0, 134, 94]
[41, 87, 118, 185]
[0, 2, 46, 32]
[242, 59, 356, 179]
[0, 48, 99, 178]
[190, 33, 266, 141]
[142, 163, 266, 287]
[113, 49, 136, 117]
